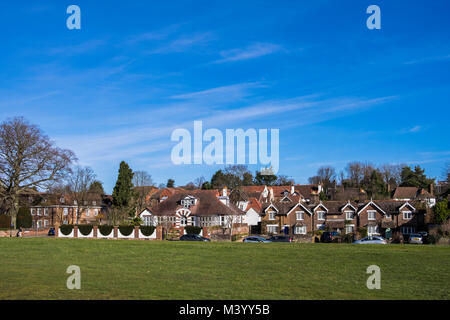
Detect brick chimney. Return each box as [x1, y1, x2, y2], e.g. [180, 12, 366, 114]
[430, 183, 434, 196]
[291, 185, 295, 195]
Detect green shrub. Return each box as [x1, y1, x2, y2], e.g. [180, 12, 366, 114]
[99, 225, 113, 236]
[340, 233, 354, 243]
[60, 224, 74, 235]
[428, 233, 442, 245]
[17, 208, 32, 228]
[357, 227, 367, 238]
[0, 215, 11, 228]
[140, 226, 156, 236]
[119, 225, 134, 236]
[77, 225, 93, 236]
[185, 225, 202, 234]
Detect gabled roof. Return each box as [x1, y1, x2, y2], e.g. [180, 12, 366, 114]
[393, 187, 418, 199]
[246, 197, 262, 213]
[286, 202, 312, 215]
[313, 201, 328, 212]
[357, 200, 386, 215]
[150, 190, 244, 216]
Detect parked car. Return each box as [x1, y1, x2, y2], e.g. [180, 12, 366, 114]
[408, 233, 423, 244]
[353, 236, 387, 244]
[243, 236, 272, 243]
[48, 228, 55, 236]
[179, 234, 211, 242]
[269, 235, 293, 242]
[320, 231, 340, 243]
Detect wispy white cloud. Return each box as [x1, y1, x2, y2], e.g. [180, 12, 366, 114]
[48, 39, 107, 56]
[170, 82, 265, 102]
[404, 54, 450, 65]
[125, 24, 182, 44]
[149, 32, 215, 54]
[214, 42, 282, 63]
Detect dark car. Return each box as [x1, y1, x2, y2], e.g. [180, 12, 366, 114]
[242, 236, 272, 243]
[179, 234, 211, 242]
[48, 227, 55, 236]
[320, 231, 340, 243]
[268, 235, 293, 242]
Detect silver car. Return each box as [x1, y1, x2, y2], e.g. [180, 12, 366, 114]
[408, 233, 423, 244]
[353, 236, 387, 244]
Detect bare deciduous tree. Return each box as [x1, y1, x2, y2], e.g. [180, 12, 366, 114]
[133, 171, 154, 187]
[133, 170, 155, 213]
[67, 166, 96, 224]
[0, 117, 75, 227]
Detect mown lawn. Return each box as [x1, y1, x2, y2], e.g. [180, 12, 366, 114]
[0, 238, 449, 300]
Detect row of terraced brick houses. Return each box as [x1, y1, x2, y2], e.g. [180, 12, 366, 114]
[25, 184, 431, 238]
[137, 185, 429, 238]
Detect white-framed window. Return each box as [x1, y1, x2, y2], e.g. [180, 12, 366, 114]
[317, 211, 325, 220]
[269, 212, 276, 220]
[180, 216, 187, 227]
[385, 213, 391, 219]
[92, 201, 96, 206]
[44, 208, 48, 216]
[345, 211, 353, 220]
[295, 226, 306, 234]
[403, 211, 412, 220]
[86, 208, 90, 217]
[94, 209, 98, 216]
[63, 208, 68, 216]
[37, 220, 42, 228]
[74, 200, 77, 205]
[401, 226, 415, 234]
[368, 210, 376, 221]
[296, 211, 304, 221]
[44, 220, 49, 227]
[345, 224, 354, 234]
[63, 219, 68, 225]
[143, 216, 152, 226]
[368, 225, 378, 235]
[267, 225, 278, 234]
[31, 208, 35, 216]
[316, 224, 325, 230]
[37, 208, 42, 216]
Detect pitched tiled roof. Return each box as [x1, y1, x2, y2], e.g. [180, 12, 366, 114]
[393, 187, 419, 199]
[246, 197, 262, 213]
[150, 190, 244, 216]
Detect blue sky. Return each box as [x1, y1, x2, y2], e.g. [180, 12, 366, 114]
[0, 0, 449, 193]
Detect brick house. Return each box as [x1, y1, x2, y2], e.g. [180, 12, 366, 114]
[29, 193, 110, 229]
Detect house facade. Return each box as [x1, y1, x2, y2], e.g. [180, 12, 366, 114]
[28, 193, 110, 229]
[139, 189, 245, 229]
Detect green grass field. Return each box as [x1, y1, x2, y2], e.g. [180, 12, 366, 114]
[0, 238, 449, 300]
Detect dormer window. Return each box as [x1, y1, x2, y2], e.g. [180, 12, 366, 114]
[60, 197, 65, 204]
[368, 210, 376, 221]
[269, 212, 276, 220]
[92, 201, 96, 206]
[74, 200, 78, 206]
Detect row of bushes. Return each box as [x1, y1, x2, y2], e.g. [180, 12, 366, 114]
[59, 225, 156, 237]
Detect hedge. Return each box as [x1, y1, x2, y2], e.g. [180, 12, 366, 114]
[140, 226, 155, 236]
[99, 225, 113, 236]
[17, 207, 32, 228]
[185, 225, 202, 235]
[60, 224, 74, 235]
[77, 225, 93, 236]
[0, 215, 11, 229]
[119, 225, 134, 236]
